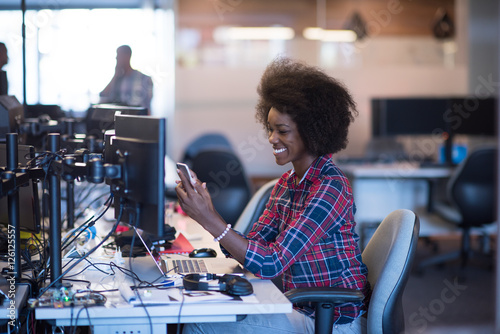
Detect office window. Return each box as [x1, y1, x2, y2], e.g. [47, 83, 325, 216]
[0, 8, 174, 117]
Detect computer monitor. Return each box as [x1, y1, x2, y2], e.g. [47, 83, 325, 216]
[0, 144, 41, 233]
[25, 104, 65, 120]
[85, 104, 148, 139]
[371, 98, 450, 137]
[108, 114, 166, 236]
[447, 97, 496, 136]
[0, 95, 24, 142]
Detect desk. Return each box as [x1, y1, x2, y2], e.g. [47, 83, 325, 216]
[35, 214, 292, 334]
[339, 162, 454, 246]
[0, 285, 29, 333]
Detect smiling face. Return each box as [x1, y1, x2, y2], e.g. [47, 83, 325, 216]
[267, 107, 316, 178]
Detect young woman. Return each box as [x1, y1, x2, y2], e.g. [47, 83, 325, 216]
[176, 57, 370, 334]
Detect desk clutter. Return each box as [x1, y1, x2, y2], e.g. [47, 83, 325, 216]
[28, 285, 107, 309]
[112, 225, 178, 257]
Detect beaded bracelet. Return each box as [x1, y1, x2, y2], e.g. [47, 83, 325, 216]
[214, 224, 232, 242]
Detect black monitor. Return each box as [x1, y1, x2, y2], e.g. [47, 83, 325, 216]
[371, 98, 450, 137]
[25, 104, 65, 120]
[447, 97, 497, 136]
[108, 114, 166, 236]
[0, 95, 24, 142]
[0, 144, 41, 233]
[85, 104, 148, 139]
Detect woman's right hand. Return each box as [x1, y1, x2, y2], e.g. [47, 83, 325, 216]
[175, 168, 219, 226]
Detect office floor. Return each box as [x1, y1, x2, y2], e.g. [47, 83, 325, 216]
[403, 235, 496, 334]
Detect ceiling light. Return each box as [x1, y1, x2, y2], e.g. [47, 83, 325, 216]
[303, 27, 357, 42]
[213, 27, 295, 41]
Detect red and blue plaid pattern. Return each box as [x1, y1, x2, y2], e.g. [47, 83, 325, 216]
[244, 154, 370, 323]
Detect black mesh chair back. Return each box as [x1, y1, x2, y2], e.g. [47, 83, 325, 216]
[449, 147, 497, 227]
[190, 149, 252, 226]
[182, 133, 233, 168]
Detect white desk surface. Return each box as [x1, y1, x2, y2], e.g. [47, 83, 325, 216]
[35, 257, 291, 327]
[35, 213, 292, 331]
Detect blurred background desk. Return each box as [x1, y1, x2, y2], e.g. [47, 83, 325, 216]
[339, 162, 454, 247]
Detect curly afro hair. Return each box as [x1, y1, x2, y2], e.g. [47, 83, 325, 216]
[255, 57, 358, 156]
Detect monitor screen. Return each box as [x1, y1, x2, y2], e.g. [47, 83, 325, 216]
[108, 114, 166, 236]
[447, 97, 496, 136]
[85, 104, 148, 139]
[372, 98, 450, 137]
[25, 104, 64, 120]
[0, 144, 41, 233]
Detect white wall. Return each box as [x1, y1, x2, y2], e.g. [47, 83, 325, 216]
[172, 1, 470, 179]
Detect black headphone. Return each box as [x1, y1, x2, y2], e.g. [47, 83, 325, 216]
[182, 274, 253, 296]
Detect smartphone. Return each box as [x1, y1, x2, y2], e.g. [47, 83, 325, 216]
[176, 162, 197, 186]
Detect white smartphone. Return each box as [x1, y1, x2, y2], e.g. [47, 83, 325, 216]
[176, 162, 197, 186]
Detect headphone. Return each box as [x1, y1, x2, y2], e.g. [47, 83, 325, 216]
[182, 274, 253, 296]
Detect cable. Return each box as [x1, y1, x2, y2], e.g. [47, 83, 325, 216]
[38, 202, 124, 297]
[73, 190, 110, 223]
[126, 203, 153, 334]
[72, 306, 86, 334]
[61, 278, 91, 290]
[69, 304, 75, 334]
[83, 305, 93, 334]
[61, 193, 113, 252]
[68, 183, 108, 225]
[26, 151, 59, 289]
[177, 289, 186, 334]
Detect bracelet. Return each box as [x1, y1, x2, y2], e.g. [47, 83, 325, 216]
[214, 224, 232, 242]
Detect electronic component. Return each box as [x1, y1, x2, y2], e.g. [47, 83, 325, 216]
[30, 286, 106, 308]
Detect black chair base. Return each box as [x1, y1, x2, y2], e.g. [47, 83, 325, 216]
[417, 233, 495, 274]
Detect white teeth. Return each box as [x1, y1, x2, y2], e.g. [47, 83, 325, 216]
[274, 148, 287, 154]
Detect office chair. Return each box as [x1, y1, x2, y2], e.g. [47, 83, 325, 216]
[190, 149, 252, 226]
[419, 146, 497, 270]
[285, 209, 420, 334]
[233, 178, 279, 235]
[182, 133, 233, 167]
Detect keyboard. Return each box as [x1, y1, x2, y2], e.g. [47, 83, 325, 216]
[172, 259, 209, 273]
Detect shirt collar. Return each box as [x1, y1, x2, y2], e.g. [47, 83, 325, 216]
[288, 154, 333, 186]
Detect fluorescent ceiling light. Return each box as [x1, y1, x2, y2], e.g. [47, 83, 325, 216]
[303, 27, 357, 42]
[214, 27, 295, 41]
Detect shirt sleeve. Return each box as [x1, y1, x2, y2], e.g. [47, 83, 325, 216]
[244, 177, 353, 279]
[219, 181, 281, 258]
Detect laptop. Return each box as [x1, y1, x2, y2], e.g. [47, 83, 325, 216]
[133, 227, 245, 277]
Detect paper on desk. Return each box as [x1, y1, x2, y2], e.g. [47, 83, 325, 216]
[130, 288, 258, 305]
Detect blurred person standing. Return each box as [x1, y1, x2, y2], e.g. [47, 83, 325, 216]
[99, 45, 153, 113]
[0, 42, 8, 95]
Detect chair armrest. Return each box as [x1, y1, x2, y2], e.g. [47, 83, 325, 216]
[284, 287, 364, 304]
[285, 288, 365, 334]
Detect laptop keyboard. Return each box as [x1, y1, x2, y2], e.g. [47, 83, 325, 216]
[172, 259, 209, 273]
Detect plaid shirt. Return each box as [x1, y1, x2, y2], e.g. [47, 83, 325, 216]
[244, 154, 370, 323]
